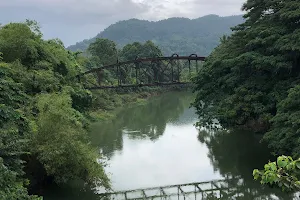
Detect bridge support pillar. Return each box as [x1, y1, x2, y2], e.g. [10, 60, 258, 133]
[96, 69, 104, 86]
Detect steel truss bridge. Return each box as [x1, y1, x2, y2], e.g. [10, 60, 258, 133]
[77, 54, 206, 89]
[98, 178, 263, 200]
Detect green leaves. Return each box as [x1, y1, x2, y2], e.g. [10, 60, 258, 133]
[0, 22, 42, 65]
[295, 161, 300, 170]
[0, 21, 110, 199]
[277, 156, 290, 168]
[253, 169, 262, 180]
[253, 156, 300, 191]
[0, 159, 41, 200]
[192, 1, 300, 192]
[268, 162, 278, 171]
[120, 41, 162, 60]
[193, 0, 300, 158]
[0, 61, 35, 198]
[31, 92, 110, 189]
[87, 38, 117, 66]
[264, 85, 300, 158]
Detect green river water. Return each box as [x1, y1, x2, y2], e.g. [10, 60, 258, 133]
[44, 91, 295, 200]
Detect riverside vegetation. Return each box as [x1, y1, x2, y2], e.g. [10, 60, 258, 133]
[192, 0, 300, 192]
[0, 20, 170, 199]
[2, 0, 300, 198]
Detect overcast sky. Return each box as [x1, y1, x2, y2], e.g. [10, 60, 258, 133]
[0, 0, 245, 46]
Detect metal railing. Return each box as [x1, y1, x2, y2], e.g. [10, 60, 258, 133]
[98, 178, 250, 200]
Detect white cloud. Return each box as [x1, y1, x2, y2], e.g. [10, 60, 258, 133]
[137, 0, 245, 20]
[0, 0, 245, 46]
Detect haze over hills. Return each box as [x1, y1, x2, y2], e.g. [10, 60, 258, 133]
[68, 14, 244, 56]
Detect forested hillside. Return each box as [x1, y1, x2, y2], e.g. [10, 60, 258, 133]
[68, 15, 244, 56]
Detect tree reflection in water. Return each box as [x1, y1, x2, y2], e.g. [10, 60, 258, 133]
[89, 91, 194, 158]
[45, 92, 300, 200]
[89, 91, 297, 199]
[197, 128, 297, 200]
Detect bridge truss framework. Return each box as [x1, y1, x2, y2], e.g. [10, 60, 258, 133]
[97, 178, 256, 200]
[77, 54, 206, 89]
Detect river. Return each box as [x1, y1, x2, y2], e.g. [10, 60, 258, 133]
[44, 91, 293, 199]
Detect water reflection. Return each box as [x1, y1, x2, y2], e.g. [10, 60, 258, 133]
[89, 92, 194, 158]
[44, 92, 297, 200]
[197, 128, 295, 199]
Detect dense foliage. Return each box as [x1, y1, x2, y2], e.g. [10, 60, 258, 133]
[193, 0, 300, 158]
[0, 61, 41, 200]
[264, 85, 300, 158]
[31, 91, 109, 188]
[0, 21, 110, 199]
[0, 20, 175, 198]
[67, 15, 244, 56]
[87, 38, 118, 66]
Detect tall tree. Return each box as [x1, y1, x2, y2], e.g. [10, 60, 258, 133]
[0, 21, 42, 66]
[120, 41, 162, 60]
[193, 0, 300, 155]
[86, 39, 118, 84]
[87, 38, 117, 66]
[118, 41, 163, 84]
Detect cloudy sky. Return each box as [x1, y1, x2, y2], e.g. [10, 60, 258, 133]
[0, 0, 245, 46]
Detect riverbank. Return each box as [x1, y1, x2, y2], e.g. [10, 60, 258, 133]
[44, 91, 290, 200]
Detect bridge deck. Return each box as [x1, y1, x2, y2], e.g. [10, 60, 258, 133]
[98, 178, 245, 200]
[77, 54, 205, 89]
[86, 82, 193, 89]
[80, 55, 206, 76]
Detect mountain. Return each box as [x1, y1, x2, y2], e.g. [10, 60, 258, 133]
[67, 14, 244, 56]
